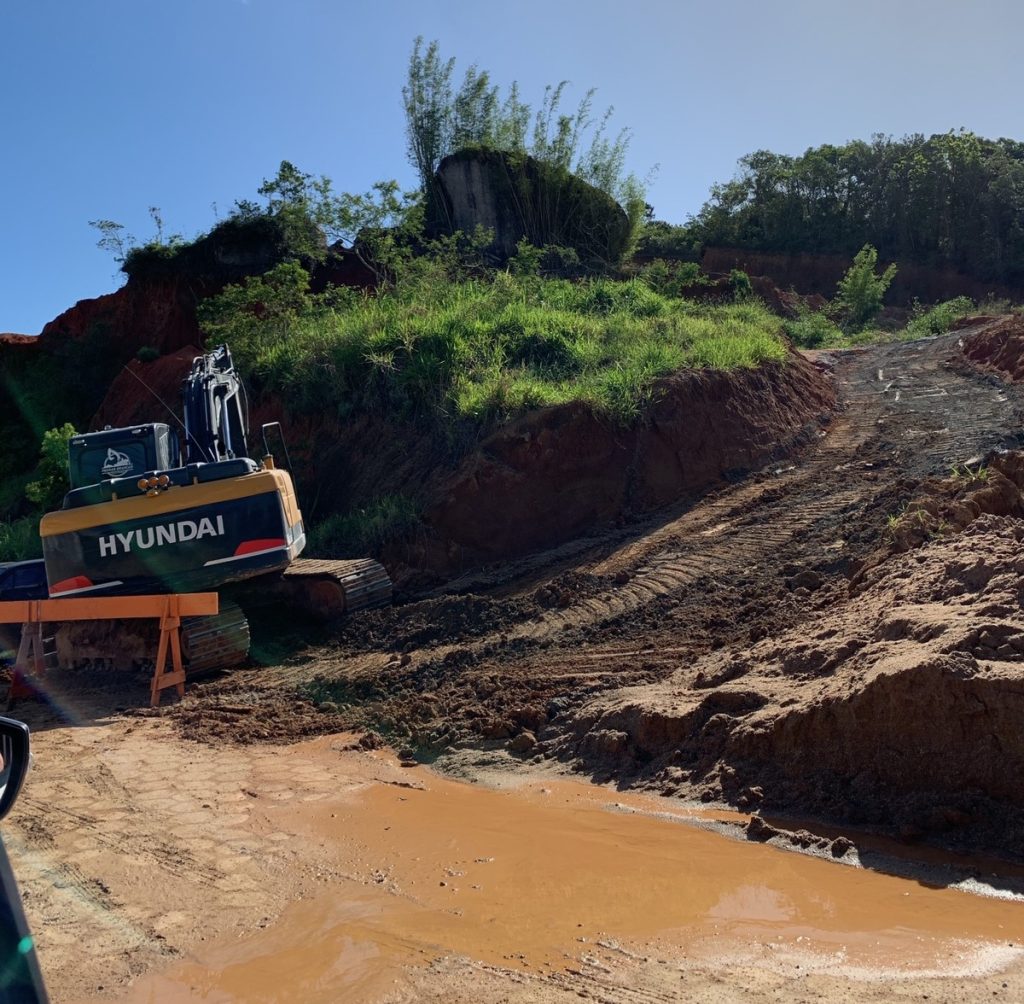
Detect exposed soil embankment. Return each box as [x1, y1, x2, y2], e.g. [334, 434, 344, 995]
[90, 348, 457, 536]
[960, 313, 1024, 382]
[39, 277, 212, 358]
[93, 346, 835, 583]
[422, 350, 834, 575]
[704, 247, 1024, 306]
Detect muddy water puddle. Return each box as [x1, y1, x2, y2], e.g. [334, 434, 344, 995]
[101, 739, 1024, 1003]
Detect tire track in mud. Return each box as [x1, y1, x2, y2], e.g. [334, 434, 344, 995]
[563, 338, 1016, 619]
[452, 337, 998, 650]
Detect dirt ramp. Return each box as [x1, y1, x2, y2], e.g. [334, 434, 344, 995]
[564, 513, 1024, 849]
[425, 350, 834, 571]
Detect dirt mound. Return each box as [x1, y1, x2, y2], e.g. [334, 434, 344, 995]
[850, 450, 1024, 588]
[960, 313, 1024, 382]
[562, 509, 1024, 850]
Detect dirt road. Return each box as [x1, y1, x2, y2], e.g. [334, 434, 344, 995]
[6, 327, 1024, 1001]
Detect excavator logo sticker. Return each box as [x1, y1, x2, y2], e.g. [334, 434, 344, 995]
[97, 515, 227, 558]
[100, 448, 134, 478]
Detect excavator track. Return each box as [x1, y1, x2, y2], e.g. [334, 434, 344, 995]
[48, 562, 390, 674]
[52, 598, 250, 675]
[278, 558, 393, 619]
[181, 598, 250, 675]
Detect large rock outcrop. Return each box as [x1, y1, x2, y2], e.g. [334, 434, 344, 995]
[430, 148, 631, 266]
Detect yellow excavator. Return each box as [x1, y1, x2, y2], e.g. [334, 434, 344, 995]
[38, 345, 391, 671]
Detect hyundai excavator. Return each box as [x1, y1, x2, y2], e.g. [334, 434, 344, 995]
[37, 345, 391, 672]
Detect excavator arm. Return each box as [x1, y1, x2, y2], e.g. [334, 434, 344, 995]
[182, 345, 250, 464]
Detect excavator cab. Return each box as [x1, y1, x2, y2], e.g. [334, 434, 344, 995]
[68, 424, 178, 487]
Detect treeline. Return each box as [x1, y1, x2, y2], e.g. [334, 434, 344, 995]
[686, 131, 1024, 284]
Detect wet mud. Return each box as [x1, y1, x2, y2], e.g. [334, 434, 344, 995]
[72, 740, 1024, 1004]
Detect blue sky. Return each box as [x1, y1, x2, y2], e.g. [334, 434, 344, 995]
[2, 0, 1022, 334]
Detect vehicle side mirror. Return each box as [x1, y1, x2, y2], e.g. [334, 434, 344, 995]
[0, 717, 30, 820]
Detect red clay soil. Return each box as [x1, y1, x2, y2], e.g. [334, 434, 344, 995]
[0, 334, 40, 378]
[90, 346, 202, 429]
[38, 277, 215, 359]
[959, 313, 1024, 382]
[849, 450, 1024, 588]
[41, 329, 1024, 860]
[704, 246, 1024, 305]
[420, 351, 834, 576]
[568, 510, 1024, 849]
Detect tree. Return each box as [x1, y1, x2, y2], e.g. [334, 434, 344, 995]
[25, 424, 77, 512]
[328, 180, 423, 283]
[255, 160, 333, 261]
[402, 37, 455, 197]
[834, 245, 897, 330]
[687, 131, 1024, 285]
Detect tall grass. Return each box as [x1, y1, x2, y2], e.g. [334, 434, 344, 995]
[307, 495, 420, 558]
[0, 517, 41, 562]
[202, 269, 790, 427]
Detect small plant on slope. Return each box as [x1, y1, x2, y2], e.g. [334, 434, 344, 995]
[834, 244, 897, 332]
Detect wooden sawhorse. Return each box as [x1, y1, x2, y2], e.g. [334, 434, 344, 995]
[0, 593, 219, 709]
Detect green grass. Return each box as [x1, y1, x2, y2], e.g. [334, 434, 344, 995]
[307, 494, 421, 558]
[0, 517, 41, 562]
[203, 269, 790, 427]
[904, 296, 976, 339]
[782, 306, 844, 349]
[784, 295, 1014, 351]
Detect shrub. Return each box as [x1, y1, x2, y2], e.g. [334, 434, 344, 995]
[638, 259, 707, 298]
[637, 221, 700, 260]
[307, 495, 421, 558]
[0, 517, 41, 562]
[835, 244, 897, 331]
[728, 269, 753, 301]
[783, 304, 843, 348]
[25, 424, 77, 513]
[904, 296, 975, 339]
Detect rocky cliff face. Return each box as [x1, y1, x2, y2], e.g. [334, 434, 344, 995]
[39, 276, 213, 360]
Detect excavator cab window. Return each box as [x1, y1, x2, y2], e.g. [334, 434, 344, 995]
[67, 424, 178, 489]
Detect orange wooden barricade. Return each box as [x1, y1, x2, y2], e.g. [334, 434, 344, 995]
[0, 594, 219, 708]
